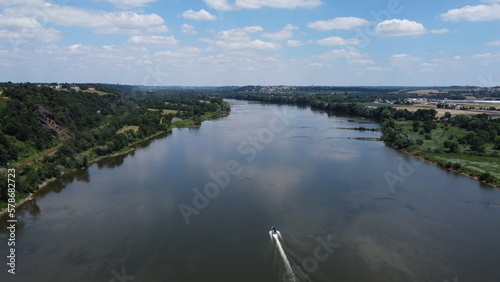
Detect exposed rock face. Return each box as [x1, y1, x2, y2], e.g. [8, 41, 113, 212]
[36, 107, 68, 138]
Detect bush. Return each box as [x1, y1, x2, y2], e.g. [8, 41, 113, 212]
[479, 172, 493, 182]
[95, 145, 109, 156]
[423, 122, 434, 133]
[53, 165, 65, 177]
[436, 160, 446, 167]
[443, 140, 459, 153]
[75, 154, 88, 168]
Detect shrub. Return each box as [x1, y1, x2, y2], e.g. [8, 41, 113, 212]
[95, 145, 109, 156]
[479, 172, 493, 182]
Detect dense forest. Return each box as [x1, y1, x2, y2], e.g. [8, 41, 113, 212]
[0, 83, 230, 206]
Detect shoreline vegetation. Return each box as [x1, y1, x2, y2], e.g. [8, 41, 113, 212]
[224, 87, 500, 189]
[0, 83, 230, 211]
[397, 150, 499, 189]
[0, 111, 227, 215]
[2, 83, 500, 212]
[1, 112, 227, 215]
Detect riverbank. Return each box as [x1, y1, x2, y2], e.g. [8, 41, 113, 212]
[384, 120, 500, 189]
[0, 111, 228, 215]
[398, 149, 500, 189]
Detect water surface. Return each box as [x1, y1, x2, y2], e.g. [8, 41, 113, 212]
[1, 100, 500, 281]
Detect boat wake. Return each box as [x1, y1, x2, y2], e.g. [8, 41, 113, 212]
[270, 229, 296, 282]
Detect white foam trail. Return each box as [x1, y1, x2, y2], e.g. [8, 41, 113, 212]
[274, 234, 296, 282]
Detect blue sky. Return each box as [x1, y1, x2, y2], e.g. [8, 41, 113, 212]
[0, 0, 499, 86]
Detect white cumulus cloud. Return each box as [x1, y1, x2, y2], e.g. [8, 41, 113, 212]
[316, 48, 367, 60]
[96, 0, 158, 9]
[3, 2, 168, 34]
[204, 0, 322, 10]
[430, 28, 449, 34]
[181, 23, 197, 35]
[0, 0, 44, 7]
[235, 0, 322, 9]
[287, 40, 303, 47]
[316, 36, 362, 46]
[366, 66, 388, 71]
[204, 26, 281, 50]
[441, 3, 500, 21]
[375, 19, 427, 37]
[0, 15, 62, 44]
[306, 17, 369, 31]
[389, 53, 422, 69]
[263, 24, 298, 40]
[128, 35, 179, 47]
[204, 0, 235, 11]
[182, 9, 217, 21]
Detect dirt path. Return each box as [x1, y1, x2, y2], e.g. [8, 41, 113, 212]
[23, 147, 59, 165]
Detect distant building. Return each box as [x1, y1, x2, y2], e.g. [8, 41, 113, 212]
[70, 86, 80, 90]
[88, 87, 95, 91]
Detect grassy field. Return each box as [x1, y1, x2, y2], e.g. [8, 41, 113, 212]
[393, 104, 499, 117]
[396, 121, 500, 186]
[148, 108, 181, 115]
[116, 125, 139, 134]
[426, 154, 500, 181]
[172, 118, 195, 127]
[400, 121, 469, 152]
[82, 90, 113, 96]
[171, 112, 222, 128]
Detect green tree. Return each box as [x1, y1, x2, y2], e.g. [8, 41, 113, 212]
[468, 135, 485, 153]
[412, 121, 421, 132]
[423, 121, 434, 133]
[443, 140, 459, 153]
[494, 137, 500, 150]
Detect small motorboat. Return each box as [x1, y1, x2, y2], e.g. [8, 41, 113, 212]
[271, 226, 277, 234]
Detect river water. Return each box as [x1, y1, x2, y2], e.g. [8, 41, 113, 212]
[1, 100, 500, 281]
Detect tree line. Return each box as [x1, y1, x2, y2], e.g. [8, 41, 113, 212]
[0, 84, 230, 205]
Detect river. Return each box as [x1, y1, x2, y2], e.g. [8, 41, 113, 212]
[1, 100, 500, 281]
